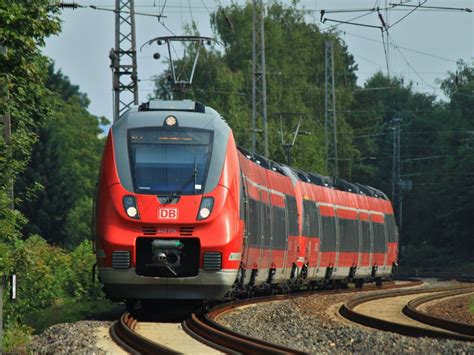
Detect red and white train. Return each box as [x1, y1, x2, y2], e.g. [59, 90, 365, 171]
[95, 99, 398, 302]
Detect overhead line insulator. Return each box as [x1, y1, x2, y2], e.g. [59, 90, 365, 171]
[54, 2, 81, 9]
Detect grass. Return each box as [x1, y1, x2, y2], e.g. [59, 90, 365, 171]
[25, 299, 122, 334]
[470, 296, 474, 314]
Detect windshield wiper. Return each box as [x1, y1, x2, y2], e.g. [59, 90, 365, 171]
[163, 167, 198, 204]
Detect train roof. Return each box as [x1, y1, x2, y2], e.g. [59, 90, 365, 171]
[237, 146, 388, 200]
[119, 99, 223, 121]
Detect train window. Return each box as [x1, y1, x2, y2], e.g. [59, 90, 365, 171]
[248, 198, 261, 247]
[321, 216, 337, 252]
[240, 176, 247, 220]
[302, 200, 319, 237]
[386, 214, 398, 243]
[262, 203, 272, 248]
[361, 221, 371, 253]
[372, 222, 387, 253]
[272, 206, 287, 250]
[128, 128, 213, 195]
[338, 218, 359, 252]
[285, 195, 299, 236]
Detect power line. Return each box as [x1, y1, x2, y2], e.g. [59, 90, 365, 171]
[341, 31, 458, 64]
[401, 172, 474, 177]
[402, 155, 449, 162]
[53, 2, 166, 19]
[390, 3, 473, 13]
[388, 0, 427, 29]
[387, 35, 437, 91]
[158, 0, 168, 17]
[199, 0, 212, 15]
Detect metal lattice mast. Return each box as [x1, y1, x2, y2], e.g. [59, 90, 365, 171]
[384, 0, 390, 76]
[392, 117, 402, 229]
[324, 41, 338, 178]
[110, 0, 139, 123]
[252, 0, 268, 157]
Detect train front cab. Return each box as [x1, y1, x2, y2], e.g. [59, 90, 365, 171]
[95, 102, 243, 301]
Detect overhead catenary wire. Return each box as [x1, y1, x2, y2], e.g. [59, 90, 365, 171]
[341, 31, 458, 64]
[53, 2, 167, 19]
[158, 0, 168, 17]
[318, 0, 470, 86]
[61, 1, 463, 66]
[71, 0, 466, 109]
[390, 2, 473, 13]
[388, 0, 427, 29]
[387, 35, 437, 91]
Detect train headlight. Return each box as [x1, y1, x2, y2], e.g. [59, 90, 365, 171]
[165, 115, 177, 127]
[126, 206, 138, 217]
[197, 197, 214, 220]
[123, 195, 140, 219]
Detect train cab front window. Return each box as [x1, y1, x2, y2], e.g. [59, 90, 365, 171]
[128, 128, 213, 195]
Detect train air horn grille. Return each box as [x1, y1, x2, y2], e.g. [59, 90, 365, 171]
[142, 226, 157, 235]
[203, 252, 222, 271]
[112, 251, 131, 269]
[179, 227, 194, 236]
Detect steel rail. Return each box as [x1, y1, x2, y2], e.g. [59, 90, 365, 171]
[184, 312, 301, 354]
[182, 280, 423, 354]
[339, 285, 474, 342]
[403, 287, 474, 336]
[110, 312, 180, 354]
[110, 279, 423, 353]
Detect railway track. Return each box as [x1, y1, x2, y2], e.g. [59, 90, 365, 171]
[109, 279, 423, 353]
[339, 285, 474, 342]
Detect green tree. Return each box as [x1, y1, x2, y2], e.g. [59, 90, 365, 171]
[16, 72, 106, 248]
[0, 0, 61, 259]
[152, 2, 359, 176]
[0, 2, 61, 190]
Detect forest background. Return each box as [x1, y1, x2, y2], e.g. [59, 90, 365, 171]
[0, 1, 473, 350]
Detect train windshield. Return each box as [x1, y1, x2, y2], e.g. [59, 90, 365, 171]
[128, 128, 213, 195]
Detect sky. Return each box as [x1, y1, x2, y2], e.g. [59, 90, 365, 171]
[44, 0, 474, 121]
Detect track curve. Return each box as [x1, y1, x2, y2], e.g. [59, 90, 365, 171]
[403, 288, 474, 336]
[110, 279, 423, 353]
[339, 285, 474, 342]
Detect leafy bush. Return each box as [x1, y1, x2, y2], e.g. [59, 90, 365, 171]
[66, 240, 102, 299]
[1, 237, 103, 351]
[3, 322, 32, 353]
[63, 197, 94, 250]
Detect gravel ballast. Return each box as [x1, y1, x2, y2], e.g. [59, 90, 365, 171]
[28, 320, 112, 354]
[26, 280, 474, 353]
[425, 293, 474, 325]
[218, 281, 474, 354]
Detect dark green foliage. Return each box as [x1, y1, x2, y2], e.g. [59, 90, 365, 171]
[0, 3, 107, 350]
[16, 65, 106, 248]
[351, 67, 474, 261]
[0, 1, 61, 191]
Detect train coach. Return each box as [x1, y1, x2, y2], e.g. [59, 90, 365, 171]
[94, 99, 398, 304]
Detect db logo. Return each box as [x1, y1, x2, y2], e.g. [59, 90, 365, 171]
[158, 208, 178, 220]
